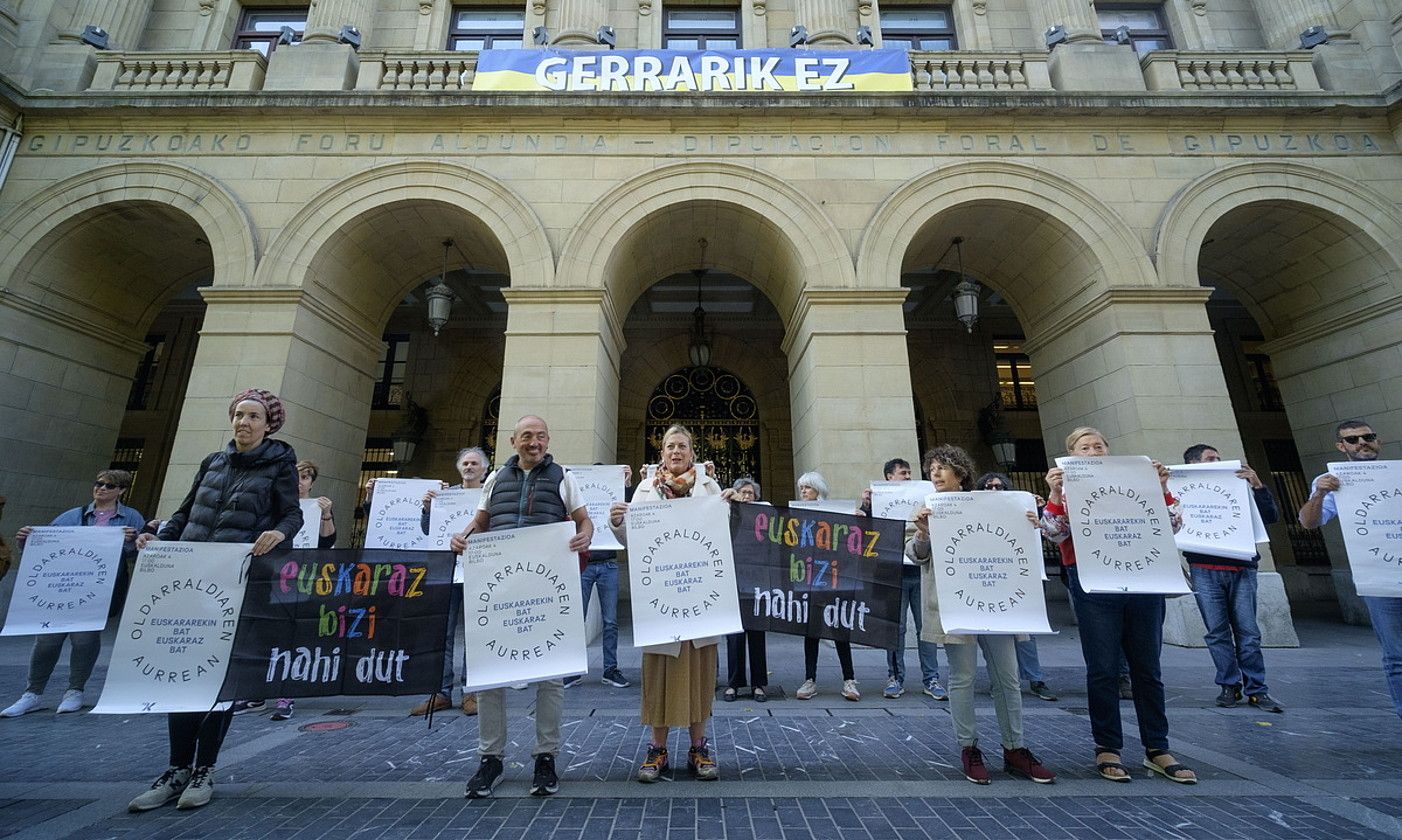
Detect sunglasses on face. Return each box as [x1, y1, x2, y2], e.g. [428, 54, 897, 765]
[982, 482, 1006, 490]
[1340, 433, 1378, 444]
[93, 482, 123, 490]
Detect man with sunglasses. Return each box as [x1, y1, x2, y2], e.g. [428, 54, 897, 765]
[1, 470, 145, 717]
[1299, 419, 1401, 717]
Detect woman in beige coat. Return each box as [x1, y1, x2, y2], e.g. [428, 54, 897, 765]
[609, 424, 724, 783]
[907, 444, 1055, 786]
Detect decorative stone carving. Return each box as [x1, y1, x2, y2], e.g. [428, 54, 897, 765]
[972, 0, 986, 14]
[751, 0, 765, 15]
[199, 0, 216, 17]
[1191, 0, 1207, 15]
[639, 0, 652, 16]
[419, 0, 432, 15]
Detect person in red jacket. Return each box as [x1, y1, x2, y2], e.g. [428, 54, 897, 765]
[1040, 427, 1196, 786]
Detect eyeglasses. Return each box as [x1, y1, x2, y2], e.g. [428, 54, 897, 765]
[1340, 433, 1378, 444]
[982, 483, 1006, 490]
[93, 482, 123, 490]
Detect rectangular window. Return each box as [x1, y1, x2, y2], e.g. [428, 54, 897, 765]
[351, 437, 398, 547]
[1097, 3, 1172, 54]
[448, 6, 526, 50]
[233, 7, 308, 56]
[372, 333, 409, 410]
[1240, 340, 1284, 412]
[993, 339, 1037, 410]
[879, 6, 957, 51]
[663, 8, 741, 50]
[127, 335, 166, 411]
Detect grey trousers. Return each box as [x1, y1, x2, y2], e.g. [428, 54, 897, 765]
[27, 631, 102, 694]
[476, 679, 563, 757]
[946, 635, 1024, 750]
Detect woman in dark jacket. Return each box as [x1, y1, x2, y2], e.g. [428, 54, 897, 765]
[128, 388, 302, 813]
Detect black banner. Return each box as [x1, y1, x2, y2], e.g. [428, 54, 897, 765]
[732, 503, 903, 648]
[219, 548, 454, 701]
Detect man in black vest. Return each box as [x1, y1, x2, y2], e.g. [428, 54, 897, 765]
[450, 415, 593, 799]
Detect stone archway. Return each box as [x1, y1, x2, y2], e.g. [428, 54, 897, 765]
[0, 162, 251, 527]
[1156, 162, 1402, 620]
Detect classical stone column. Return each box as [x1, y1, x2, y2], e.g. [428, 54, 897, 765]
[301, 0, 375, 43]
[793, 0, 856, 46]
[781, 289, 918, 500]
[496, 290, 622, 463]
[1250, 0, 1344, 49]
[1024, 288, 1298, 645]
[262, 0, 375, 89]
[31, 0, 155, 90]
[56, 0, 155, 48]
[157, 290, 381, 525]
[1026, 0, 1100, 44]
[549, 0, 607, 46]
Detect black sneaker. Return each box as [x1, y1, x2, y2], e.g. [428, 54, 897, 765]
[530, 753, 559, 796]
[601, 668, 631, 688]
[1248, 693, 1285, 713]
[1027, 681, 1058, 702]
[465, 756, 504, 799]
[562, 674, 583, 689]
[231, 699, 265, 715]
[1215, 685, 1242, 708]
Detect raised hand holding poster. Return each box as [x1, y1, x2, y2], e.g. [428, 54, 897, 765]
[462, 521, 586, 690]
[1168, 460, 1262, 561]
[292, 499, 322, 549]
[365, 478, 440, 550]
[2, 526, 125, 636]
[732, 503, 902, 648]
[925, 491, 1053, 635]
[1327, 459, 1402, 597]
[870, 481, 936, 522]
[427, 487, 482, 551]
[626, 494, 742, 647]
[566, 465, 626, 551]
[93, 541, 250, 714]
[1055, 455, 1189, 595]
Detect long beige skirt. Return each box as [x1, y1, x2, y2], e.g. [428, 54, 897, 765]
[640, 641, 716, 728]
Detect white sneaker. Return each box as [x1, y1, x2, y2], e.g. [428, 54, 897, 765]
[176, 766, 214, 810]
[56, 690, 84, 714]
[795, 679, 818, 700]
[0, 692, 41, 717]
[842, 679, 861, 701]
[128, 767, 191, 812]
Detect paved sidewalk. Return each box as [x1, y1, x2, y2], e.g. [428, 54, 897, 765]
[0, 612, 1398, 839]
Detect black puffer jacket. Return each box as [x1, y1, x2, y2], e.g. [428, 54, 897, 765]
[158, 438, 303, 544]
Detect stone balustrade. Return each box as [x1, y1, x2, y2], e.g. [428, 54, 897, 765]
[355, 52, 478, 91]
[908, 51, 1052, 91]
[1141, 50, 1322, 91]
[89, 51, 266, 91]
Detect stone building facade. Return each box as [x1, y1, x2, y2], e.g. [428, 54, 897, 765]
[1, 0, 1400, 630]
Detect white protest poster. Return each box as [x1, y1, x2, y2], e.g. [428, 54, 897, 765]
[870, 481, 937, 522]
[291, 499, 322, 549]
[566, 465, 625, 551]
[626, 494, 743, 647]
[1168, 461, 1258, 561]
[93, 541, 250, 713]
[925, 491, 1053, 635]
[365, 478, 440, 550]
[1055, 455, 1190, 595]
[1, 527, 125, 636]
[1328, 459, 1402, 597]
[790, 499, 860, 515]
[461, 521, 586, 690]
[427, 487, 482, 551]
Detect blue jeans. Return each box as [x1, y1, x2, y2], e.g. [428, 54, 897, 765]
[888, 565, 941, 685]
[442, 594, 462, 698]
[1363, 595, 1402, 717]
[1015, 638, 1044, 684]
[1191, 566, 1268, 695]
[581, 561, 619, 671]
[1067, 565, 1170, 753]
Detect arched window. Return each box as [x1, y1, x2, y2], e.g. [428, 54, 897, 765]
[645, 366, 759, 488]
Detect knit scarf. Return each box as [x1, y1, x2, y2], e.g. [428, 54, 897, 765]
[655, 465, 697, 499]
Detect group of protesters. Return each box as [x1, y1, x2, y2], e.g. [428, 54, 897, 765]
[0, 387, 1396, 811]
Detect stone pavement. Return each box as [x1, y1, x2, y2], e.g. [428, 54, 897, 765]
[0, 610, 1399, 840]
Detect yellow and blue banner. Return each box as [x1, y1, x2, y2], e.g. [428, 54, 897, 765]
[473, 48, 912, 93]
